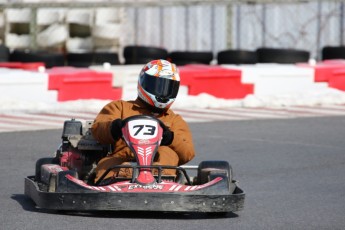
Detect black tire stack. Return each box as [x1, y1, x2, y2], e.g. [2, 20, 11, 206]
[168, 51, 213, 66]
[217, 49, 257, 65]
[124, 46, 168, 64]
[256, 48, 310, 64]
[322, 46, 345, 60]
[0, 45, 10, 62]
[9, 50, 65, 68]
[66, 52, 120, 67]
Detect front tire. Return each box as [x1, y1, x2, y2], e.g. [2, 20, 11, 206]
[197, 161, 235, 192]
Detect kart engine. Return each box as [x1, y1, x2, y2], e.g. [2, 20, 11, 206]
[56, 119, 110, 181]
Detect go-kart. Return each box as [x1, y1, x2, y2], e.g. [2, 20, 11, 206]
[25, 115, 245, 214]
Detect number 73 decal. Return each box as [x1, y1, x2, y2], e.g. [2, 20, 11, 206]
[128, 120, 159, 139]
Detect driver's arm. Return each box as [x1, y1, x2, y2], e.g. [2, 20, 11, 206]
[91, 101, 123, 144]
[168, 115, 195, 165]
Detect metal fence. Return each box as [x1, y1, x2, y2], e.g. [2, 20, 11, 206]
[0, 0, 344, 60]
[231, 1, 344, 59]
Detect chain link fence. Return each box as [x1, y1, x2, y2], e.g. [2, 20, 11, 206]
[231, 1, 344, 59]
[0, 0, 344, 61]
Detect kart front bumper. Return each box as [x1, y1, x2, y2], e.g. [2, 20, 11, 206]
[25, 176, 245, 213]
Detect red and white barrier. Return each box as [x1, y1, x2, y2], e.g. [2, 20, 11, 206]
[1, 61, 345, 108]
[223, 63, 326, 96]
[0, 68, 57, 104]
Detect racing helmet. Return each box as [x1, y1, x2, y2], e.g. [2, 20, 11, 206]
[137, 59, 180, 111]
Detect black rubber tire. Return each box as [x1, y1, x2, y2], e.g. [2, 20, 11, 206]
[34, 157, 59, 181]
[0, 44, 10, 62]
[256, 47, 310, 64]
[197, 161, 232, 185]
[93, 52, 120, 65]
[322, 46, 345, 60]
[125, 57, 156, 65]
[123, 46, 168, 64]
[168, 51, 213, 65]
[9, 50, 65, 68]
[66, 52, 93, 67]
[217, 49, 257, 64]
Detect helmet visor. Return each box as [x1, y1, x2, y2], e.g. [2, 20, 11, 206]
[140, 73, 180, 99]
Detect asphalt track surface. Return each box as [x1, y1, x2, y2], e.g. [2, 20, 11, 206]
[1, 116, 345, 230]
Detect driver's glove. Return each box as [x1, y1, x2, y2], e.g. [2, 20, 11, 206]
[160, 123, 174, 146]
[110, 119, 123, 140]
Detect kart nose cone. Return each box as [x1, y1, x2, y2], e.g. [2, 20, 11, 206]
[135, 170, 155, 185]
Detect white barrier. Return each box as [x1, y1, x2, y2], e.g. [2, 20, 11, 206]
[90, 64, 142, 100]
[222, 64, 328, 96]
[0, 68, 57, 104]
[1, 64, 345, 111]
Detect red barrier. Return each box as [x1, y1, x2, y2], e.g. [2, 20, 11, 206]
[47, 67, 94, 90]
[329, 69, 345, 91]
[178, 65, 253, 99]
[0, 62, 45, 71]
[57, 76, 122, 101]
[297, 62, 345, 82]
[47, 67, 122, 101]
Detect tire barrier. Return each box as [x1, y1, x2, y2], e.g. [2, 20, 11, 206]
[93, 52, 120, 65]
[322, 46, 345, 61]
[5, 34, 31, 50]
[217, 50, 257, 65]
[37, 24, 69, 48]
[67, 52, 121, 67]
[9, 50, 65, 68]
[3, 47, 328, 68]
[4, 9, 32, 49]
[168, 51, 213, 66]
[65, 37, 93, 53]
[256, 48, 310, 64]
[123, 46, 168, 65]
[0, 45, 10, 62]
[66, 52, 94, 67]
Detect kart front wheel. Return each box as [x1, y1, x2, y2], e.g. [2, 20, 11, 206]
[197, 161, 233, 191]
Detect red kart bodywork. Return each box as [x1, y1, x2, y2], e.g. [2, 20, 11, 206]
[25, 116, 245, 213]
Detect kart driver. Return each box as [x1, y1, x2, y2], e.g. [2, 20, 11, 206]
[91, 59, 195, 185]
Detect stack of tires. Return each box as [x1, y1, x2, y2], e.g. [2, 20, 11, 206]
[322, 46, 345, 60]
[9, 50, 65, 68]
[0, 45, 10, 62]
[256, 48, 310, 64]
[217, 50, 257, 65]
[168, 51, 213, 66]
[123, 46, 168, 64]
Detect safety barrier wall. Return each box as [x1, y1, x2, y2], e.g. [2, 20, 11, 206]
[1, 61, 345, 103]
[0, 1, 344, 61]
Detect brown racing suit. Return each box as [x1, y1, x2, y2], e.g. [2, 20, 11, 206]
[91, 98, 195, 182]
